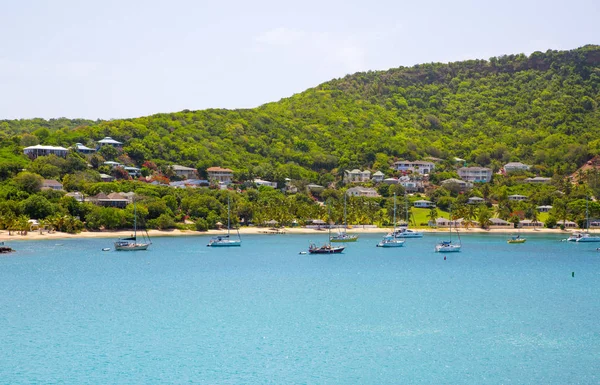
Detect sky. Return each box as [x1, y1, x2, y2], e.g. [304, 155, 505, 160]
[1, 0, 598, 120]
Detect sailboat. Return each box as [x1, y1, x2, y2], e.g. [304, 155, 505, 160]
[435, 209, 461, 252]
[208, 196, 242, 247]
[114, 198, 152, 251]
[309, 204, 345, 254]
[574, 196, 600, 242]
[377, 193, 405, 247]
[392, 194, 424, 238]
[330, 193, 358, 242]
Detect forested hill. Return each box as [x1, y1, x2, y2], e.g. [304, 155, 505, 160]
[2, 45, 600, 183]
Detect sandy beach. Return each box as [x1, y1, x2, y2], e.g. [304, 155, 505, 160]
[0, 226, 574, 241]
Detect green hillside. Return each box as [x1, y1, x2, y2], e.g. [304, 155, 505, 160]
[1, 45, 600, 183]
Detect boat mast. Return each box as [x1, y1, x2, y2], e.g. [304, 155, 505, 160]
[449, 207, 452, 243]
[393, 193, 397, 233]
[586, 195, 589, 233]
[227, 196, 231, 237]
[133, 198, 137, 240]
[405, 193, 408, 226]
[343, 193, 347, 230]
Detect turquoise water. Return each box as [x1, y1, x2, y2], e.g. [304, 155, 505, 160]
[1, 233, 599, 384]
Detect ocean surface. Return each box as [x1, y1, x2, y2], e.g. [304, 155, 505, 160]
[1, 232, 599, 384]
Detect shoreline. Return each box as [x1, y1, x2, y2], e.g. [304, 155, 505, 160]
[1, 226, 578, 242]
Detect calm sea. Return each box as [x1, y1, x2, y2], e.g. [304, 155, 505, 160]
[1, 233, 599, 384]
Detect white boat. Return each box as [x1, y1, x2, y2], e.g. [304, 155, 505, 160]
[330, 194, 358, 243]
[377, 193, 405, 248]
[114, 199, 151, 251]
[567, 198, 600, 242]
[392, 195, 423, 238]
[435, 209, 461, 252]
[208, 196, 241, 247]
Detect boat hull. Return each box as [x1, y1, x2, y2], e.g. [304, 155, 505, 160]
[377, 240, 405, 247]
[308, 246, 345, 254]
[330, 236, 358, 243]
[507, 239, 526, 244]
[114, 243, 150, 251]
[435, 244, 461, 252]
[208, 240, 242, 247]
[575, 237, 600, 242]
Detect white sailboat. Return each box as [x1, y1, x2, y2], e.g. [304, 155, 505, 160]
[392, 194, 424, 238]
[330, 193, 358, 243]
[435, 209, 461, 252]
[575, 196, 600, 242]
[207, 196, 242, 247]
[114, 199, 152, 251]
[377, 193, 405, 248]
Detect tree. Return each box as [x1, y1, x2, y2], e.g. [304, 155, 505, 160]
[14, 172, 43, 194]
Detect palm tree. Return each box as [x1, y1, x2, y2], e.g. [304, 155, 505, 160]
[477, 206, 493, 229]
[428, 207, 438, 226]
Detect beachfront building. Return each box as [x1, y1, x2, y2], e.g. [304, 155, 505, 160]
[413, 200, 435, 208]
[343, 169, 371, 183]
[207, 167, 233, 185]
[171, 165, 197, 179]
[23, 145, 69, 159]
[503, 162, 531, 173]
[489, 218, 511, 227]
[392, 160, 435, 175]
[372, 171, 385, 183]
[458, 167, 493, 183]
[441, 178, 473, 190]
[346, 187, 379, 197]
[520, 219, 544, 228]
[97, 137, 123, 149]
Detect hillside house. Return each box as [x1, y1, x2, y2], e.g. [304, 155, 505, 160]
[414, 200, 435, 208]
[468, 197, 485, 204]
[503, 162, 531, 173]
[171, 165, 197, 179]
[207, 167, 234, 184]
[24, 145, 68, 159]
[537, 205, 552, 212]
[372, 171, 385, 183]
[392, 160, 435, 175]
[458, 167, 492, 183]
[508, 194, 528, 201]
[97, 137, 123, 148]
[73, 143, 96, 154]
[41, 179, 63, 191]
[524, 177, 551, 183]
[344, 169, 371, 183]
[254, 179, 278, 188]
[441, 178, 473, 190]
[346, 187, 379, 197]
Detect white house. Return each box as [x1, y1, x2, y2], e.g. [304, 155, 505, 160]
[346, 187, 379, 197]
[97, 137, 123, 148]
[489, 218, 511, 226]
[24, 145, 69, 159]
[441, 178, 473, 190]
[207, 167, 233, 184]
[458, 167, 492, 183]
[103, 161, 122, 168]
[65, 191, 85, 202]
[508, 194, 528, 201]
[524, 177, 551, 184]
[124, 166, 141, 178]
[504, 162, 531, 173]
[399, 179, 424, 193]
[344, 169, 371, 183]
[372, 171, 385, 183]
[414, 200, 435, 208]
[468, 197, 485, 204]
[392, 160, 435, 175]
[73, 143, 96, 154]
[537, 205, 552, 212]
[520, 219, 544, 227]
[254, 179, 277, 188]
[171, 165, 197, 179]
[383, 178, 399, 185]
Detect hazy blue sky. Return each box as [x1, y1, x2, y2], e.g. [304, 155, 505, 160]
[1, 0, 598, 120]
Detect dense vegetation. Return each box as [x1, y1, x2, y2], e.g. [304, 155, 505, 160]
[1, 45, 600, 233]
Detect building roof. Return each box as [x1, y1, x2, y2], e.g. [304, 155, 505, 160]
[459, 166, 491, 171]
[172, 165, 197, 171]
[24, 145, 68, 151]
[537, 205, 553, 209]
[441, 178, 468, 184]
[42, 179, 62, 187]
[468, 196, 485, 201]
[524, 177, 552, 182]
[207, 167, 233, 172]
[372, 171, 385, 176]
[98, 137, 122, 145]
[504, 162, 530, 167]
[414, 199, 433, 203]
[99, 173, 114, 179]
[508, 194, 528, 198]
[74, 143, 95, 151]
[489, 218, 510, 224]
